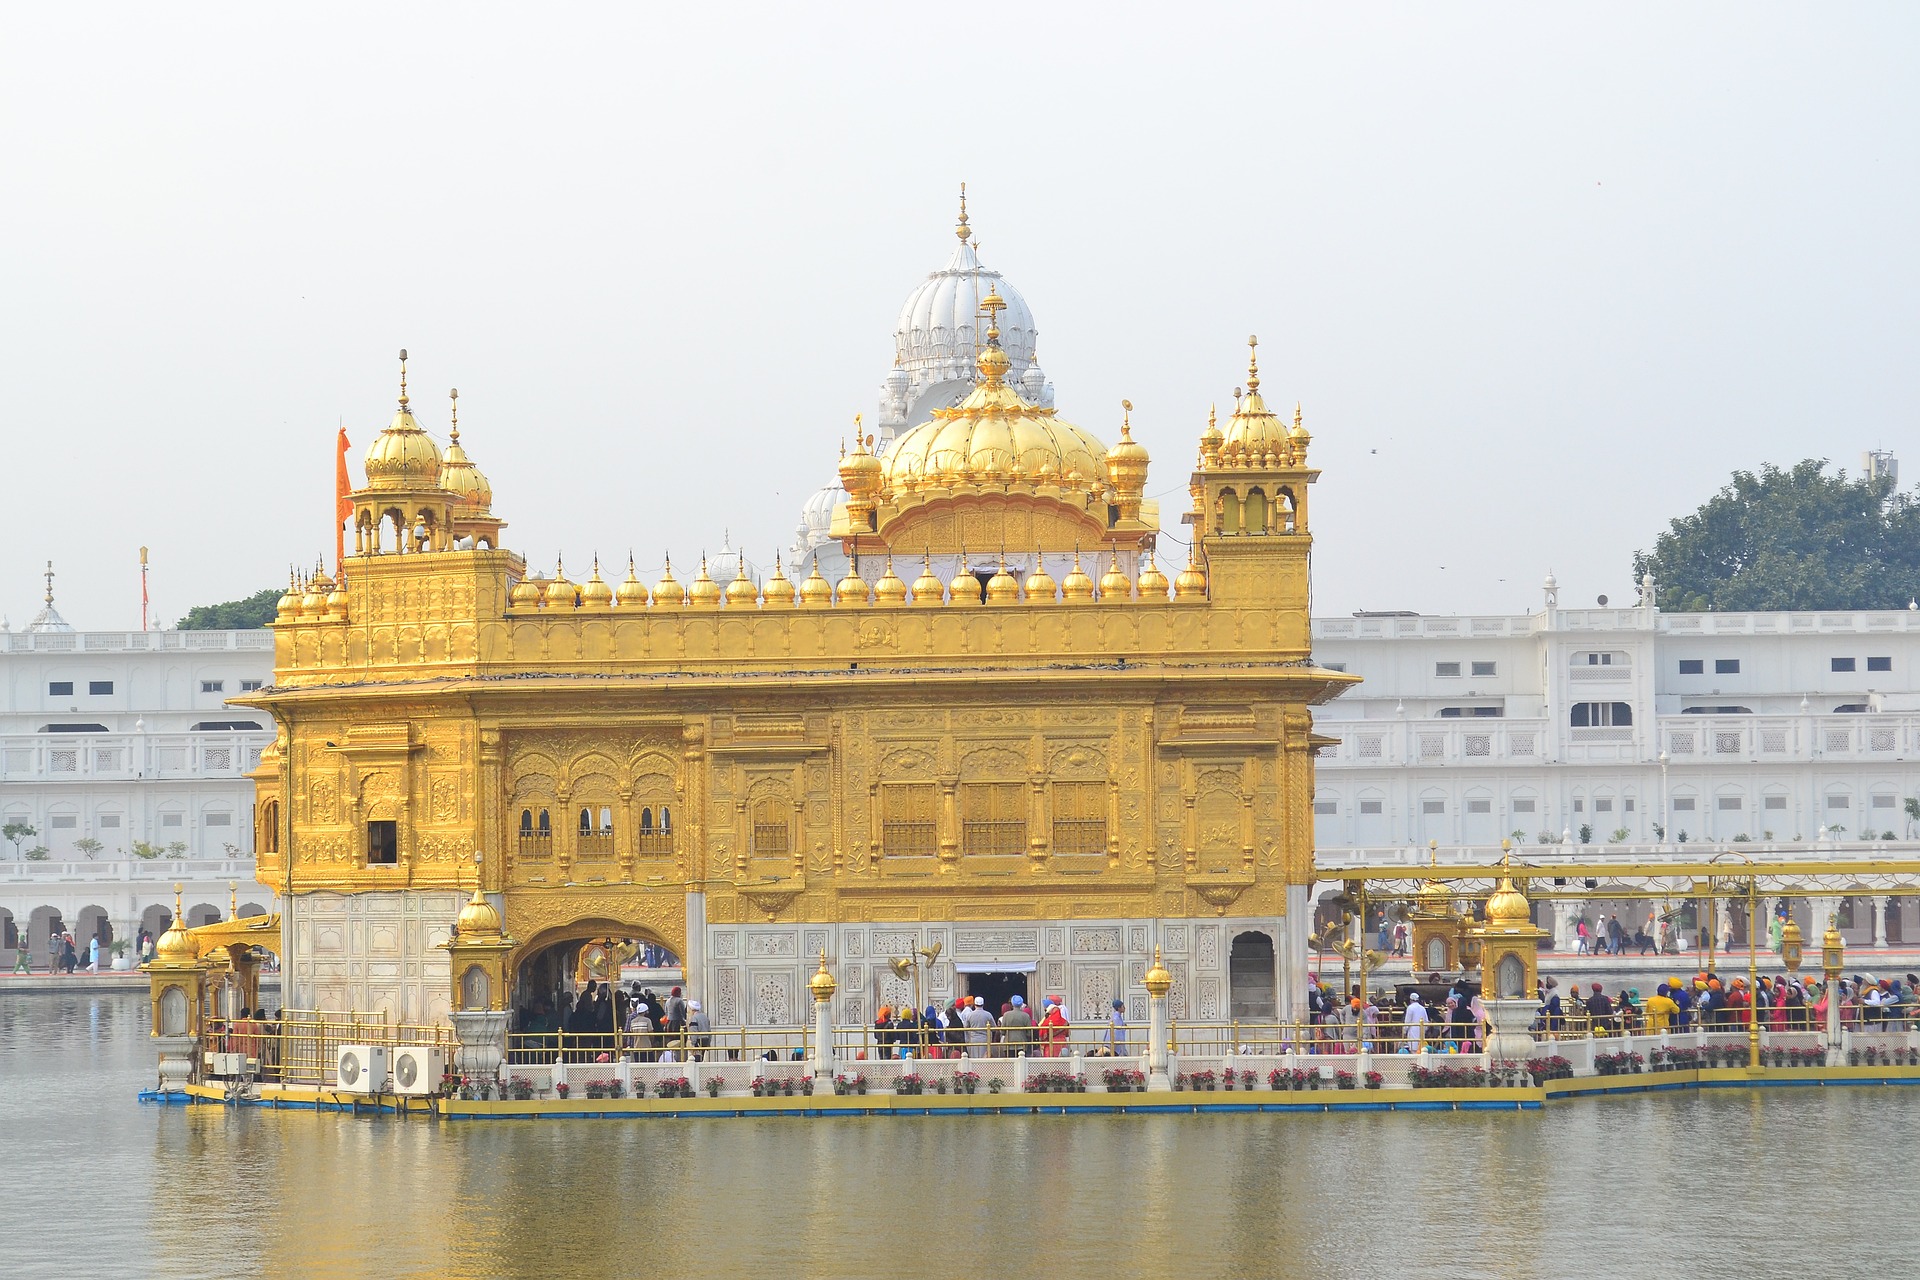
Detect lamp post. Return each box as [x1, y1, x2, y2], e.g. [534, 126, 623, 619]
[1821, 916, 1845, 1063]
[1144, 946, 1172, 1090]
[1657, 751, 1670, 848]
[809, 952, 836, 1080]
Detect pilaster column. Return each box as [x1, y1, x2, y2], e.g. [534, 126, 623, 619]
[809, 955, 836, 1079]
[1874, 897, 1889, 948]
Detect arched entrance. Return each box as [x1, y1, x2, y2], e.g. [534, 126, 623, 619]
[1229, 931, 1277, 1019]
[507, 922, 684, 1065]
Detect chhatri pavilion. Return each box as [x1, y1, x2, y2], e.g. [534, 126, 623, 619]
[241, 194, 1354, 1040]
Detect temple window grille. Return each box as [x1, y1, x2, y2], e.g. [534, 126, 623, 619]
[751, 798, 791, 858]
[880, 783, 938, 857]
[1050, 781, 1107, 855]
[962, 782, 1026, 856]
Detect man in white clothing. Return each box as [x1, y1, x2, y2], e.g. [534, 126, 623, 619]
[1402, 993, 1428, 1053]
[960, 996, 994, 1056]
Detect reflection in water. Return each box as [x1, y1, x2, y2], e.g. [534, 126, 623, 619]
[6, 991, 1920, 1278]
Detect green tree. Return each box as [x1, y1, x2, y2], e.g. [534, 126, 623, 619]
[2, 821, 35, 859]
[177, 587, 281, 630]
[1634, 460, 1920, 611]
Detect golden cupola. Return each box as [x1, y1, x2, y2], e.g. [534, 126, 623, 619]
[652, 557, 685, 609]
[799, 557, 833, 606]
[910, 554, 945, 606]
[1219, 337, 1289, 463]
[437, 389, 492, 511]
[985, 555, 1020, 604]
[687, 557, 721, 609]
[762, 555, 796, 609]
[509, 573, 544, 609]
[275, 570, 302, 623]
[872, 557, 908, 606]
[833, 285, 1156, 560]
[1106, 400, 1150, 522]
[543, 558, 578, 610]
[1098, 556, 1132, 602]
[724, 560, 759, 607]
[362, 353, 443, 488]
[1060, 549, 1095, 603]
[1023, 551, 1057, 601]
[1136, 550, 1169, 599]
[616, 556, 648, 607]
[579, 557, 614, 611]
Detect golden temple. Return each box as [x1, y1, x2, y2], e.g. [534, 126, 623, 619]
[234, 198, 1355, 1038]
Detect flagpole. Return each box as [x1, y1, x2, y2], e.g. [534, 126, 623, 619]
[139, 547, 149, 632]
[336, 419, 352, 575]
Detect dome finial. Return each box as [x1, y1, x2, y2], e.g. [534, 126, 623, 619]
[448, 387, 460, 443]
[955, 181, 969, 241]
[397, 348, 409, 408]
[1120, 399, 1133, 438]
[1246, 335, 1260, 394]
[43, 560, 54, 608]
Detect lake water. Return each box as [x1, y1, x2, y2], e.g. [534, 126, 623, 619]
[5, 989, 1918, 1279]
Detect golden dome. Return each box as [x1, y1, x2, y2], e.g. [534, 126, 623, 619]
[276, 573, 302, 623]
[910, 555, 944, 606]
[1024, 552, 1057, 601]
[1061, 550, 1095, 603]
[878, 296, 1108, 500]
[455, 887, 502, 937]
[687, 557, 721, 609]
[1201, 404, 1223, 460]
[986, 558, 1020, 604]
[873, 558, 908, 606]
[809, 954, 838, 1000]
[362, 353, 444, 489]
[947, 557, 981, 606]
[1219, 337, 1290, 461]
[837, 563, 872, 606]
[762, 555, 796, 609]
[799, 557, 833, 606]
[616, 556, 647, 607]
[509, 574, 544, 609]
[437, 390, 492, 511]
[652, 558, 684, 609]
[838, 429, 883, 502]
[155, 887, 196, 962]
[1173, 548, 1207, 599]
[324, 574, 350, 621]
[724, 561, 759, 607]
[579, 558, 614, 611]
[543, 559, 577, 610]
[1484, 876, 1531, 925]
[1143, 946, 1171, 997]
[1136, 551, 1169, 599]
[1415, 877, 1454, 913]
[1098, 558, 1132, 602]
[302, 570, 330, 616]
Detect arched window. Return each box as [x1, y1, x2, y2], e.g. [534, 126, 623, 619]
[640, 807, 654, 833]
[260, 800, 280, 854]
[537, 809, 551, 833]
[578, 808, 592, 834]
[519, 809, 533, 835]
[1570, 702, 1633, 727]
[1244, 490, 1268, 535]
[577, 805, 613, 856]
[659, 807, 672, 834]
[1220, 490, 1241, 535]
[519, 806, 552, 858]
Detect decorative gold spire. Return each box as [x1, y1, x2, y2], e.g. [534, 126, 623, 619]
[652, 554, 684, 609]
[799, 555, 832, 607]
[580, 555, 613, 610]
[986, 552, 1019, 604]
[873, 555, 908, 606]
[1136, 549, 1169, 599]
[724, 555, 758, 607]
[836, 556, 872, 607]
[397, 348, 409, 408]
[543, 555, 577, 609]
[1098, 554, 1132, 603]
[911, 551, 944, 606]
[448, 386, 459, 442]
[1173, 541, 1207, 599]
[1024, 548, 1057, 602]
[763, 551, 796, 609]
[947, 551, 980, 606]
[616, 553, 647, 607]
[688, 555, 721, 608]
[955, 181, 969, 242]
[1245, 335, 1260, 395]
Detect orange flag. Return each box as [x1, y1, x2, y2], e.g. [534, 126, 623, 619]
[335, 427, 353, 570]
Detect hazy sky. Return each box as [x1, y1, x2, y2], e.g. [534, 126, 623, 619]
[3, 6, 1915, 629]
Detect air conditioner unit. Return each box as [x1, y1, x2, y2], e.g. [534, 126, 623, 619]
[335, 1044, 388, 1094]
[391, 1046, 444, 1096]
[203, 1051, 246, 1078]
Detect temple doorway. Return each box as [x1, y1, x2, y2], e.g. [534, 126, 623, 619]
[964, 970, 1029, 1015]
[1229, 931, 1277, 1019]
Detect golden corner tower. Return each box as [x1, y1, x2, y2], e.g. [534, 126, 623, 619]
[242, 201, 1356, 1039]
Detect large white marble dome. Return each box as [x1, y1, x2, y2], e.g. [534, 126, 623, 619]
[895, 238, 1038, 376]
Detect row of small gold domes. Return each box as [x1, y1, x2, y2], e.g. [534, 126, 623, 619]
[508, 549, 1207, 612]
[275, 566, 349, 623]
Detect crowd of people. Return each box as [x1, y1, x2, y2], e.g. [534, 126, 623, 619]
[510, 981, 715, 1063]
[865, 994, 1127, 1059]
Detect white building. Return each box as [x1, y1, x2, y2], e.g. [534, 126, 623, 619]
[1309, 574, 1920, 944]
[0, 583, 276, 970]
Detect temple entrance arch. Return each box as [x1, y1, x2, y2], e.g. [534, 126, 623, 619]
[507, 916, 685, 1063]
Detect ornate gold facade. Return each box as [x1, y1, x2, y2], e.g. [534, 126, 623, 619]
[247, 315, 1353, 1025]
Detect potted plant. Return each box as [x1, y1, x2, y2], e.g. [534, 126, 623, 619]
[555, 1081, 570, 1099]
[986, 1077, 1003, 1093]
[896, 1072, 926, 1095]
[1335, 1070, 1357, 1091]
[706, 1075, 725, 1097]
[1364, 1071, 1383, 1090]
[955, 1071, 981, 1094]
[584, 1080, 608, 1100]
[508, 1076, 534, 1101]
